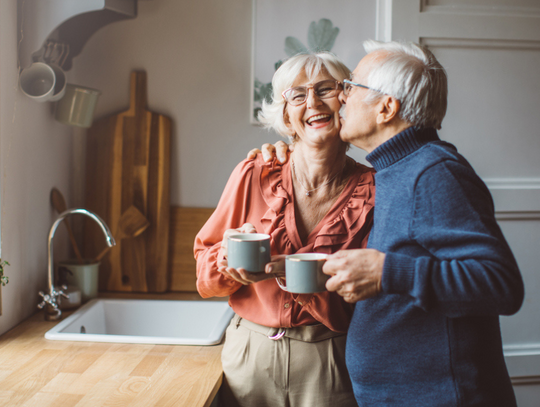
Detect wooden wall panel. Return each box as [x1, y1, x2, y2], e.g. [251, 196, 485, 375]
[169, 207, 215, 292]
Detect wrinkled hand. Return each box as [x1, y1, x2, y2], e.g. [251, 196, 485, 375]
[323, 249, 385, 303]
[247, 140, 292, 163]
[266, 254, 286, 279]
[218, 255, 286, 285]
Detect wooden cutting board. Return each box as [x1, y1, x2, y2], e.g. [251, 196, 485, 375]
[84, 71, 171, 292]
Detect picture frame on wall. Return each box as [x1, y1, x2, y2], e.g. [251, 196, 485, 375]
[250, 0, 377, 124]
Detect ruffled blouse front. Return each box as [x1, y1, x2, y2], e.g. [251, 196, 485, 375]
[194, 154, 375, 332]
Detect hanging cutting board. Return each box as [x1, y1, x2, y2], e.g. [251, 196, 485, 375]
[84, 71, 171, 292]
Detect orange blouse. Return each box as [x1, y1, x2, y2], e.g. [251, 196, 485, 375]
[194, 154, 375, 333]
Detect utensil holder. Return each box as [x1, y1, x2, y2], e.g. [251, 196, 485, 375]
[58, 260, 100, 302]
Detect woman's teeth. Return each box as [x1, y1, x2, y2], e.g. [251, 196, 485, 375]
[307, 114, 331, 125]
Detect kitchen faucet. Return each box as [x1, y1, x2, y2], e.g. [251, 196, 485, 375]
[38, 208, 116, 321]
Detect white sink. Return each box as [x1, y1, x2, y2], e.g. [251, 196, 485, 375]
[45, 298, 234, 346]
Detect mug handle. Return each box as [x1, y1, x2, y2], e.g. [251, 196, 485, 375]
[275, 277, 289, 292]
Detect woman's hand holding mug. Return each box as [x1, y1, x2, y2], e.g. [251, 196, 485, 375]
[220, 223, 257, 258]
[218, 223, 285, 285]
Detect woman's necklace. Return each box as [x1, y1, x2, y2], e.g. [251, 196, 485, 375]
[292, 159, 347, 197]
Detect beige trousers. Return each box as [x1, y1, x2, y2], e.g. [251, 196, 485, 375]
[219, 314, 358, 407]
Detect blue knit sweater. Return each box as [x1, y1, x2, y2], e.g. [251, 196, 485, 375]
[346, 127, 524, 406]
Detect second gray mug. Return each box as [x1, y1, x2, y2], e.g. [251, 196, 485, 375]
[278, 253, 329, 293]
[227, 233, 271, 273]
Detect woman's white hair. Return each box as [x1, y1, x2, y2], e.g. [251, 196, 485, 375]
[258, 52, 350, 138]
[362, 40, 448, 129]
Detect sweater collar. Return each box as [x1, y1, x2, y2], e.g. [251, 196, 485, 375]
[365, 126, 440, 171]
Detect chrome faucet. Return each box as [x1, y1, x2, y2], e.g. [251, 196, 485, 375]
[39, 208, 116, 321]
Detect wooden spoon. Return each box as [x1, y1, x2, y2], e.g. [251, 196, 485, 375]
[50, 187, 84, 264]
[93, 205, 150, 262]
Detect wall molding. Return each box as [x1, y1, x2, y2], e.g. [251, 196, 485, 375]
[495, 212, 540, 221]
[422, 1, 540, 17]
[505, 344, 540, 380]
[418, 7, 540, 42]
[376, 0, 393, 41]
[480, 178, 540, 215]
[511, 376, 540, 386]
[486, 178, 540, 189]
[423, 37, 540, 50]
[504, 343, 540, 357]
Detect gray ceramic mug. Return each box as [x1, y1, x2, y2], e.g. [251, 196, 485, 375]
[227, 233, 271, 273]
[278, 253, 329, 293]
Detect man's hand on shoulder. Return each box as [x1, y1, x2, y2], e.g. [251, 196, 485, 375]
[247, 140, 292, 163]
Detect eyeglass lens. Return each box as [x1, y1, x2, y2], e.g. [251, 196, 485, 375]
[343, 82, 352, 96]
[285, 80, 339, 105]
[343, 81, 352, 96]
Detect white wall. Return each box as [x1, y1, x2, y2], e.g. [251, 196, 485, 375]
[0, 0, 73, 335]
[72, 0, 302, 208]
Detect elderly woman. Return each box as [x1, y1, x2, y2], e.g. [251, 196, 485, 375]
[194, 52, 375, 407]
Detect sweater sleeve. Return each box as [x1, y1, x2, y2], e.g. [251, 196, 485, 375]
[382, 160, 524, 317]
[194, 158, 256, 298]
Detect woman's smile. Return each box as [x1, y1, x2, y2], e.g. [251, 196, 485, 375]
[306, 113, 332, 127]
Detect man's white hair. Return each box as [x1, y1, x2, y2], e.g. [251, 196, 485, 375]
[362, 40, 447, 129]
[258, 52, 350, 138]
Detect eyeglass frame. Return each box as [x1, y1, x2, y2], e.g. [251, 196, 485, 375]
[342, 79, 384, 97]
[281, 80, 343, 106]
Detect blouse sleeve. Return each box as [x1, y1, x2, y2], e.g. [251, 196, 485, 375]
[194, 158, 256, 298]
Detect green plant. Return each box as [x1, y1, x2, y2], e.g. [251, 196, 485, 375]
[285, 18, 340, 56]
[0, 259, 9, 286]
[253, 18, 341, 120]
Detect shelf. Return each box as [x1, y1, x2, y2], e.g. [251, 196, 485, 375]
[18, 0, 137, 71]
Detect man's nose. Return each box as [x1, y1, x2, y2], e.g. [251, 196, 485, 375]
[339, 91, 347, 104]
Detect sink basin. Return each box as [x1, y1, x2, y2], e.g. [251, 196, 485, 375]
[45, 298, 234, 346]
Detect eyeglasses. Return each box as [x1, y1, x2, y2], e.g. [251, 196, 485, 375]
[282, 80, 342, 106]
[343, 79, 381, 97]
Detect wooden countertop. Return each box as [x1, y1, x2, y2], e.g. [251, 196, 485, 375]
[0, 293, 224, 406]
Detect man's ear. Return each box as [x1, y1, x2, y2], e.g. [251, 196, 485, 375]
[376, 96, 401, 124]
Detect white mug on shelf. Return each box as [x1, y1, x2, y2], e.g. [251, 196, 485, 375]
[19, 62, 57, 102]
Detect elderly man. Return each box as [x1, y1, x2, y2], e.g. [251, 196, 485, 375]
[253, 40, 524, 406]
